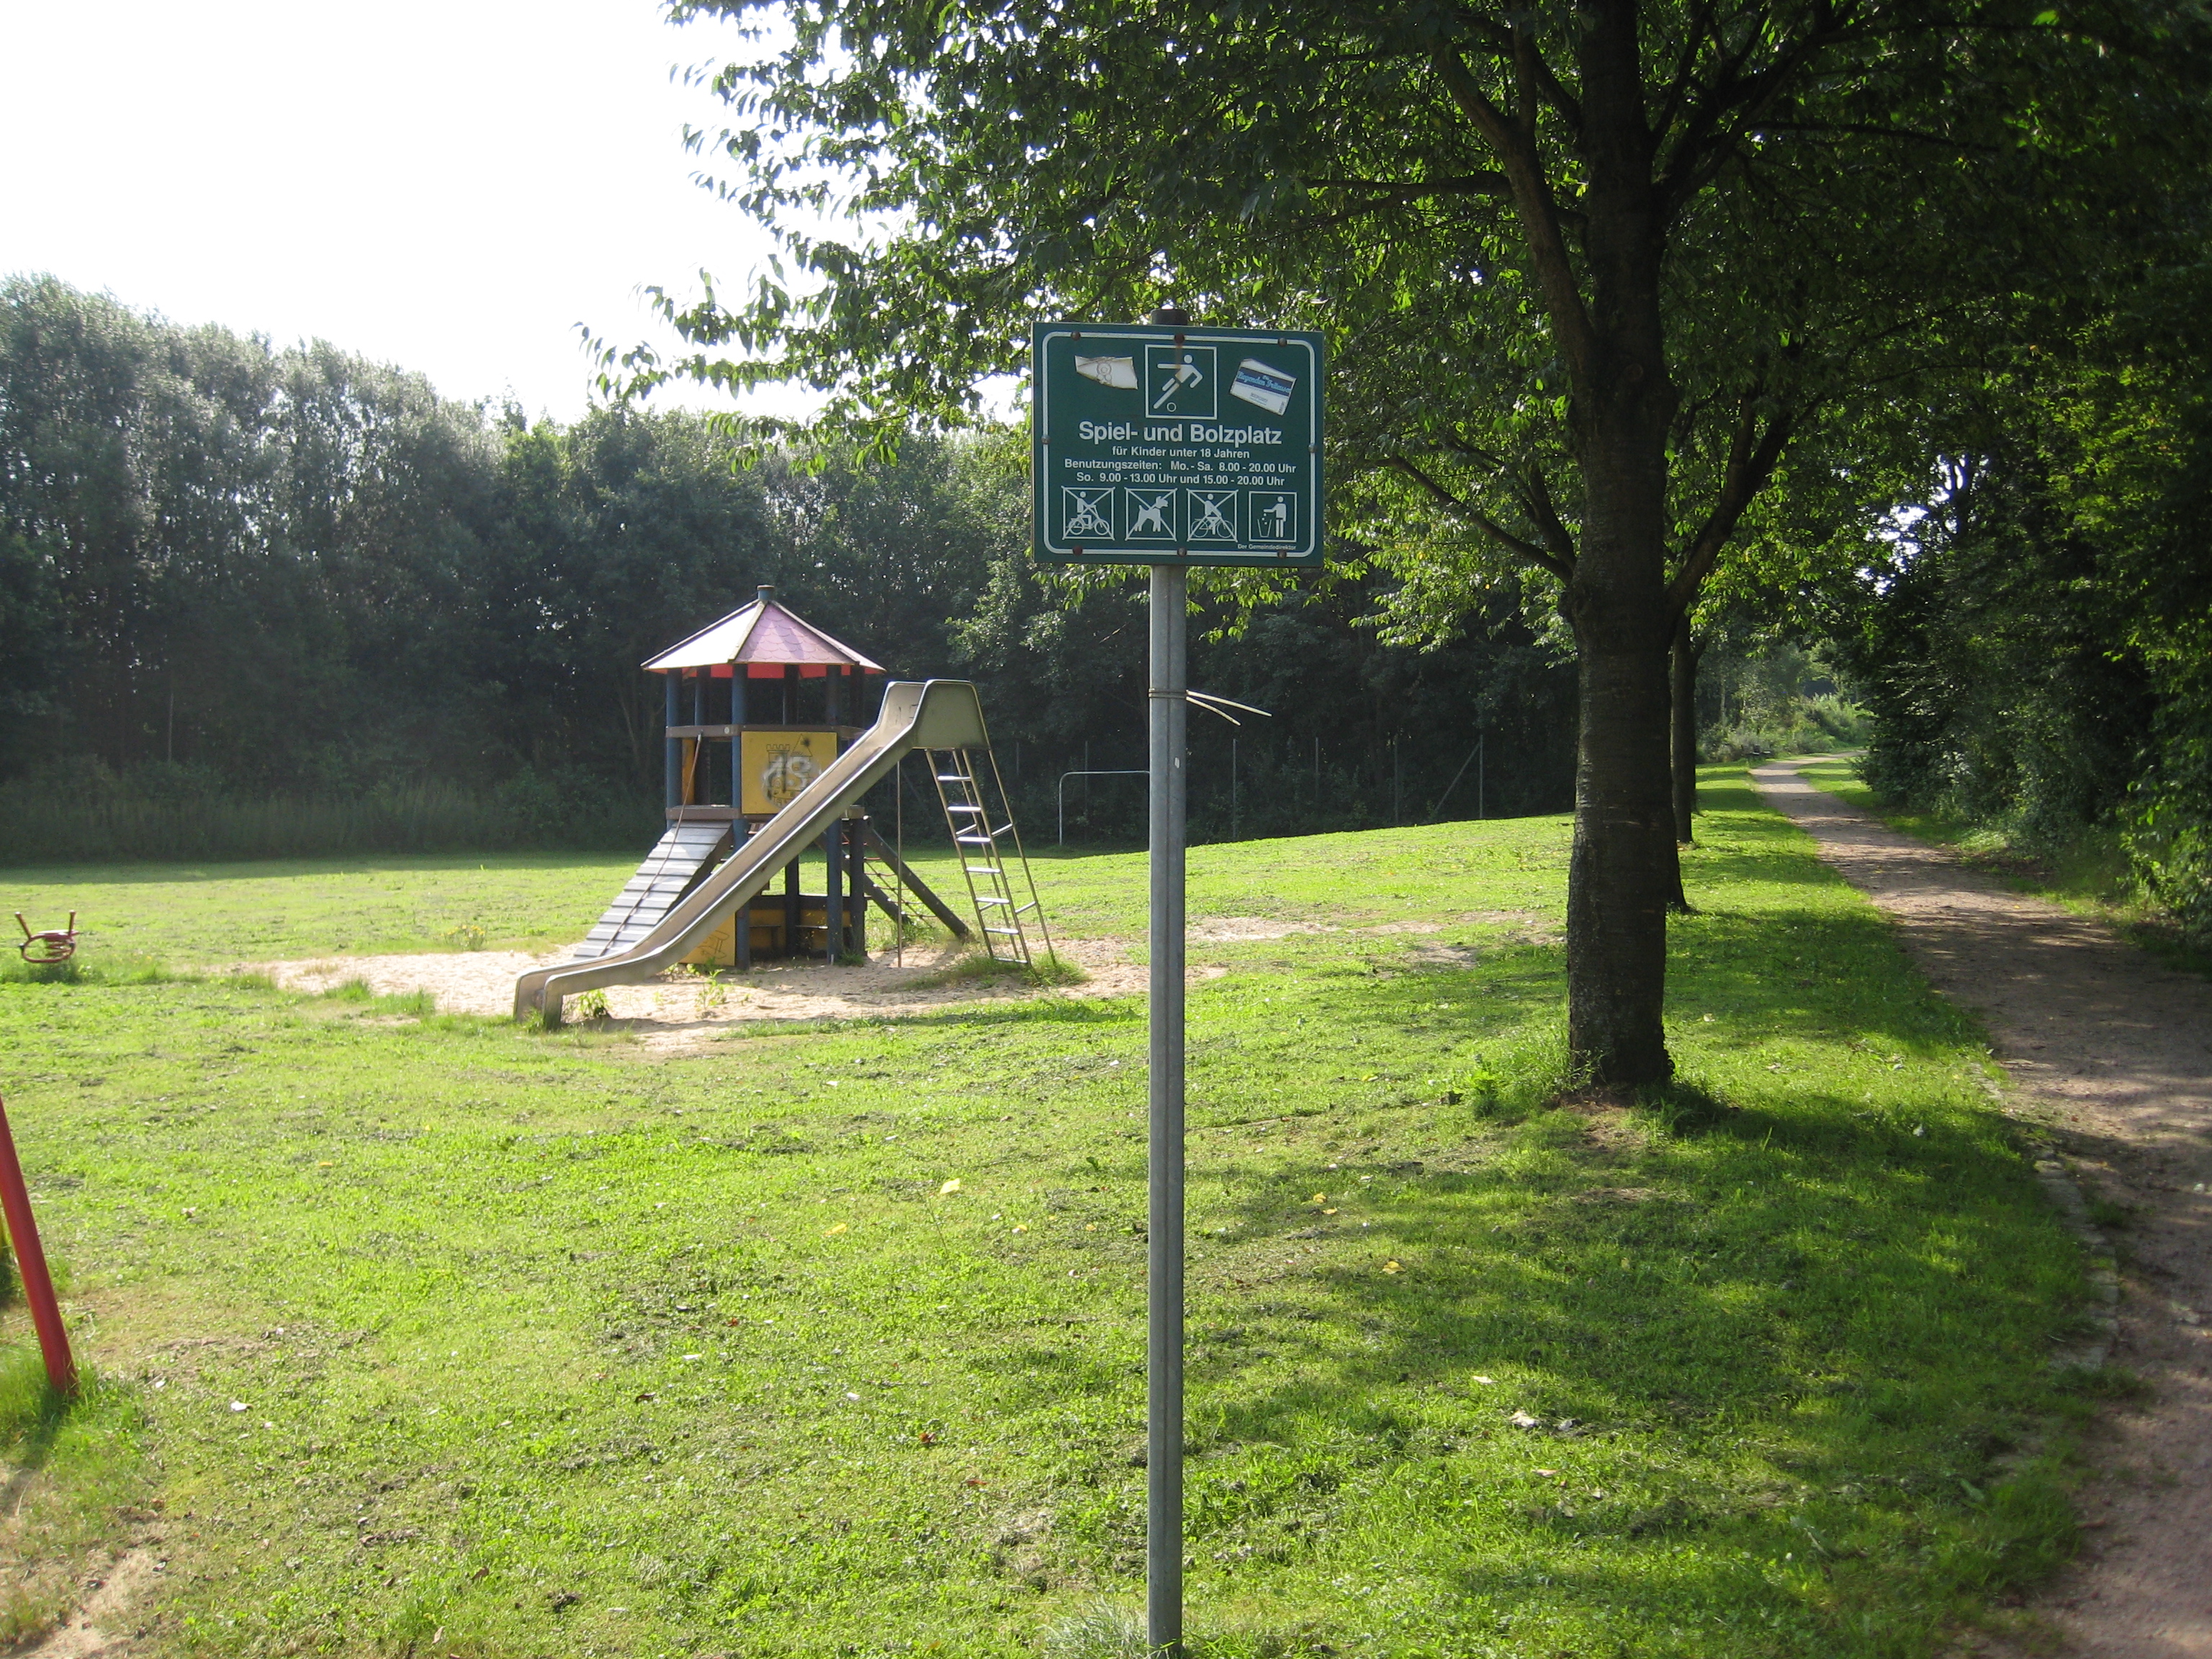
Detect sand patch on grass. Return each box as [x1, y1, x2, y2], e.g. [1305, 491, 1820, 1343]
[233, 908, 1540, 1029]
[238, 936, 1227, 1045]
[15, 1547, 161, 1658]
[240, 950, 544, 1012]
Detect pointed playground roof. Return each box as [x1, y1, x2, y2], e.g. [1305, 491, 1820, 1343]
[643, 586, 886, 679]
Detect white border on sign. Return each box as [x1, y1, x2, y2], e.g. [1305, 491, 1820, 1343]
[1035, 325, 1322, 563]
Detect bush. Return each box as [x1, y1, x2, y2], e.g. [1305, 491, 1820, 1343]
[1702, 699, 1869, 765]
[0, 761, 656, 863]
[1697, 643, 1870, 763]
[2128, 791, 2212, 948]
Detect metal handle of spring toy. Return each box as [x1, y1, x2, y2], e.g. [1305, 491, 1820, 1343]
[14, 912, 76, 965]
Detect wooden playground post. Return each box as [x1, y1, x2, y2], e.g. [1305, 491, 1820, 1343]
[665, 671, 680, 810]
[0, 1095, 76, 1396]
[824, 819, 845, 963]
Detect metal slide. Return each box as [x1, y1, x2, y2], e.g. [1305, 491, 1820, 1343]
[512, 679, 989, 1022]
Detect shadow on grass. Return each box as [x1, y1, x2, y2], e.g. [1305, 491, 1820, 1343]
[969, 940, 2087, 1649]
[1330, 904, 1974, 1071]
[0, 1346, 96, 1516]
[1043, 1107, 2073, 1640]
[707, 995, 1146, 1041]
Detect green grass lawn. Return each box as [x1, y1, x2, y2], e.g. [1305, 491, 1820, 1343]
[0, 822, 1561, 971]
[0, 772, 2100, 1656]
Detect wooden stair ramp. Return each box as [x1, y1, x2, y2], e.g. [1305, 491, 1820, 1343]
[570, 819, 732, 961]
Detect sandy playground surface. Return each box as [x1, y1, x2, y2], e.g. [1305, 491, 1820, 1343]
[238, 934, 1207, 1048]
[228, 912, 1543, 1051]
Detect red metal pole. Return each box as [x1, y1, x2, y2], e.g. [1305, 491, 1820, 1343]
[0, 1096, 76, 1395]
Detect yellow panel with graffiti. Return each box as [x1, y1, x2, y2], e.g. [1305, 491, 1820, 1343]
[683, 900, 835, 966]
[740, 729, 838, 817]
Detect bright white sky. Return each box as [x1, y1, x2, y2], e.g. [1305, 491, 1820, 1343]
[0, 0, 814, 423]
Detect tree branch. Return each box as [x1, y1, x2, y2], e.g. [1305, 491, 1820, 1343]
[1308, 173, 1514, 199]
[1664, 400, 1797, 620]
[1653, 0, 1722, 144]
[1451, 16, 1585, 133]
[1430, 50, 1599, 380]
[1749, 120, 1996, 152]
[1656, 1, 1863, 218]
[1655, 6, 1774, 182]
[1521, 464, 1581, 568]
[1438, 434, 1514, 471]
[1387, 455, 1575, 583]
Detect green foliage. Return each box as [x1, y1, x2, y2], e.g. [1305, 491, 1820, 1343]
[1822, 347, 2212, 946]
[0, 766, 657, 863]
[0, 279, 1573, 854]
[2132, 801, 2212, 946]
[633, 0, 2204, 642]
[0, 778, 2106, 1653]
[0, 528, 61, 775]
[1699, 642, 1869, 763]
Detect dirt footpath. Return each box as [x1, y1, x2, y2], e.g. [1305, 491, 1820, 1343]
[1753, 761, 2212, 1658]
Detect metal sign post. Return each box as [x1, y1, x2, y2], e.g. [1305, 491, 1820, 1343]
[1146, 561, 1187, 1656]
[1034, 310, 1322, 1659]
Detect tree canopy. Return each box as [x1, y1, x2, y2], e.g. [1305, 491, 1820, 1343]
[631, 0, 2212, 1082]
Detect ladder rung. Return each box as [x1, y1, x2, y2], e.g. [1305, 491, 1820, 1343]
[956, 834, 994, 845]
[935, 773, 976, 783]
[944, 803, 986, 814]
[976, 896, 1010, 906]
[963, 865, 1002, 876]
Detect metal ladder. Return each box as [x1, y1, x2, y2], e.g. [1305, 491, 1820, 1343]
[927, 747, 1048, 967]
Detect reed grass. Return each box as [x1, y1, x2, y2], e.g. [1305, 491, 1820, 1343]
[0, 776, 655, 863]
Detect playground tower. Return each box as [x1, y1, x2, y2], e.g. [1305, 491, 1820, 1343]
[577, 585, 902, 968]
[535, 589, 1045, 1019]
[651, 583, 886, 825]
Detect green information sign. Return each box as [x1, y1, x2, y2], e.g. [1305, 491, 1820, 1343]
[1032, 323, 1324, 566]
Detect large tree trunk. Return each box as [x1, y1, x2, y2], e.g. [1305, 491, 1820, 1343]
[1564, 440, 1677, 1088]
[1443, 0, 1680, 1087]
[1557, 0, 1677, 1089]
